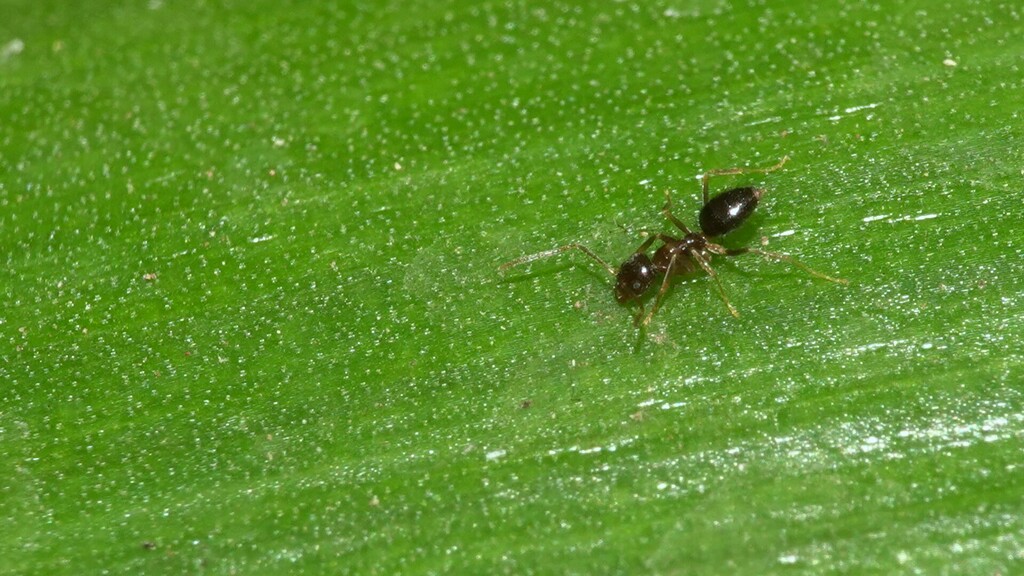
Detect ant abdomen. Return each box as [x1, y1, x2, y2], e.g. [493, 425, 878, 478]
[699, 186, 763, 237]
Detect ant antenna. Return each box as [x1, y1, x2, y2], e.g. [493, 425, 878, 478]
[499, 243, 617, 277]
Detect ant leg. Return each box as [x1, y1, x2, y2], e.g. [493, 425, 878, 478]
[662, 190, 692, 234]
[499, 243, 617, 276]
[690, 251, 741, 318]
[636, 232, 693, 325]
[616, 222, 655, 237]
[639, 232, 696, 325]
[641, 253, 678, 326]
[632, 301, 646, 327]
[633, 234, 658, 254]
[712, 246, 849, 285]
[701, 156, 789, 203]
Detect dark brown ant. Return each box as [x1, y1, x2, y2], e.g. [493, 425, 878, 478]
[499, 157, 848, 326]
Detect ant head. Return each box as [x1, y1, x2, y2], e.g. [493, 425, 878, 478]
[615, 253, 655, 303]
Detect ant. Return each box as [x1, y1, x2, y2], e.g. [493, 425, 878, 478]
[499, 156, 848, 326]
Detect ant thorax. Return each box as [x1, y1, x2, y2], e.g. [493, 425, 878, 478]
[651, 233, 705, 273]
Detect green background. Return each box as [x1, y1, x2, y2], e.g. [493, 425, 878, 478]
[3, 0, 1023, 573]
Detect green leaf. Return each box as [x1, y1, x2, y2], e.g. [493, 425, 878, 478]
[3, 0, 1023, 573]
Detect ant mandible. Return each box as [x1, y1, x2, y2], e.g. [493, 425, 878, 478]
[499, 156, 848, 326]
